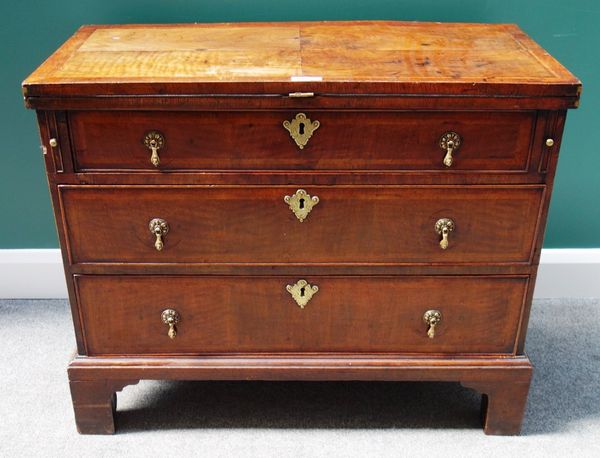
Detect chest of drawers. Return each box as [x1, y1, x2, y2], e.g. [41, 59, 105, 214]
[23, 21, 580, 435]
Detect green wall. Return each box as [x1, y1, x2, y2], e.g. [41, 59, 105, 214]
[1, 0, 597, 248]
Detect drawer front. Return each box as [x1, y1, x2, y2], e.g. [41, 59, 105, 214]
[60, 185, 543, 265]
[76, 275, 527, 355]
[69, 110, 535, 172]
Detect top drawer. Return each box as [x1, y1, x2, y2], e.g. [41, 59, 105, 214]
[69, 110, 535, 172]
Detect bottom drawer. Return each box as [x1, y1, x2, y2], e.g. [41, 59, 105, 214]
[75, 275, 528, 355]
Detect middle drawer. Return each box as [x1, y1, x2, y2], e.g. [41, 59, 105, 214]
[60, 185, 543, 265]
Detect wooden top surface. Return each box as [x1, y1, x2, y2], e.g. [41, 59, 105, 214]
[23, 21, 581, 100]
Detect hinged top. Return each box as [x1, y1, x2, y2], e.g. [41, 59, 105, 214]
[23, 21, 581, 103]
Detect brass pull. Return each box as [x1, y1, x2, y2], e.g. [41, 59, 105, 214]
[283, 113, 320, 149]
[288, 92, 314, 98]
[161, 309, 180, 339]
[143, 131, 165, 167]
[286, 279, 319, 309]
[435, 218, 455, 250]
[149, 218, 169, 251]
[423, 310, 442, 339]
[439, 132, 461, 167]
[284, 189, 319, 222]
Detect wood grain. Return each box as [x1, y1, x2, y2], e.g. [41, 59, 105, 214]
[26, 93, 580, 111]
[59, 185, 544, 265]
[67, 354, 532, 435]
[75, 275, 528, 355]
[22, 21, 580, 99]
[69, 110, 535, 172]
[25, 21, 581, 435]
[69, 379, 139, 434]
[462, 379, 532, 435]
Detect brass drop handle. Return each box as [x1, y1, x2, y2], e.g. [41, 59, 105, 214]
[439, 132, 461, 167]
[149, 218, 169, 251]
[161, 309, 180, 339]
[423, 310, 442, 339]
[143, 131, 165, 167]
[435, 218, 455, 250]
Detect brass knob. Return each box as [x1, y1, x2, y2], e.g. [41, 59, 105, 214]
[143, 131, 165, 167]
[49, 138, 58, 148]
[286, 279, 319, 309]
[284, 189, 319, 222]
[423, 310, 442, 339]
[439, 132, 461, 167]
[161, 309, 180, 339]
[149, 218, 169, 251]
[283, 113, 320, 149]
[546, 138, 555, 147]
[435, 218, 455, 250]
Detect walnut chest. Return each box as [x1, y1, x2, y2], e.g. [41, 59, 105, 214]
[23, 21, 581, 435]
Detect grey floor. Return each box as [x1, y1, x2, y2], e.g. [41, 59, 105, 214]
[1, 299, 599, 457]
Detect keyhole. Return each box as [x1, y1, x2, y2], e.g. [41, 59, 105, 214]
[299, 198, 305, 209]
[300, 286, 305, 297]
[299, 122, 305, 135]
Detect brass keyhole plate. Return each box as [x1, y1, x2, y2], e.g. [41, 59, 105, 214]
[283, 113, 320, 149]
[284, 189, 319, 222]
[286, 279, 319, 309]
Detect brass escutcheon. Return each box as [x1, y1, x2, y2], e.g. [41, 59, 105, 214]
[423, 309, 442, 339]
[283, 113, 320, 149]
[435, 218, 455, 250]
[284, 189, 319, 222]
[161, 309, 180, 339]
[143, 131, 165, 167]
[149, 218, 169, 251]
[439, 132, 461, 167]
[286, 279, 319, 309]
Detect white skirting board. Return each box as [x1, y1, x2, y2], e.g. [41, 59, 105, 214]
[0, 248, 599, 299]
